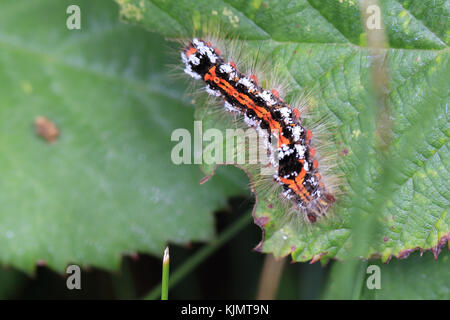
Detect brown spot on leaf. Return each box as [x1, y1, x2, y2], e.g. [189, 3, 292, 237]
[255, 216, 270, 228]
[36, 260, 46, 266]
[310, 252, 327, 264]
[432, 234, 450, 260]
[35, 116, 59, 142]
[129, 252, 139, 261]
[398, 249, 414, 259]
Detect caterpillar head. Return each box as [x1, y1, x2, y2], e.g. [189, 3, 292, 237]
[182, 38, 222, 80]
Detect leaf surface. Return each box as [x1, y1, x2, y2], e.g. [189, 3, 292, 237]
[116, 0, 449, 262]
[0, 0, 246, 272]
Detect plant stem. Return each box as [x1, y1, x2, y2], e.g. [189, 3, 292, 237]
[144, 212, 252, 300]
[161, 247, 170, 300]
[256, 254, 286, 300]
[351, 260, 369, 300]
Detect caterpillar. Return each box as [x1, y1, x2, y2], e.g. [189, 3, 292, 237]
[181, 38, 335, 223]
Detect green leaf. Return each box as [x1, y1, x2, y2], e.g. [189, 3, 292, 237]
[324, 250, 450, 299]
[360, 250, 450, 299]
[0, 0, 247, 273]
[116, 0, 449, 263]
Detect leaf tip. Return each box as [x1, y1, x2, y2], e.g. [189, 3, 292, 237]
[163, 246, 170, 265]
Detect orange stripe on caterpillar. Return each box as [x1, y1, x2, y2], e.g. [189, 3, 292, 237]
[182, 38, 336, 222]
[186, 46, 197, 57]
[205, 66, 290, 146]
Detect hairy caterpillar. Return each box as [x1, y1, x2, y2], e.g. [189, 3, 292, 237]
[181, 38, 336, 223]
